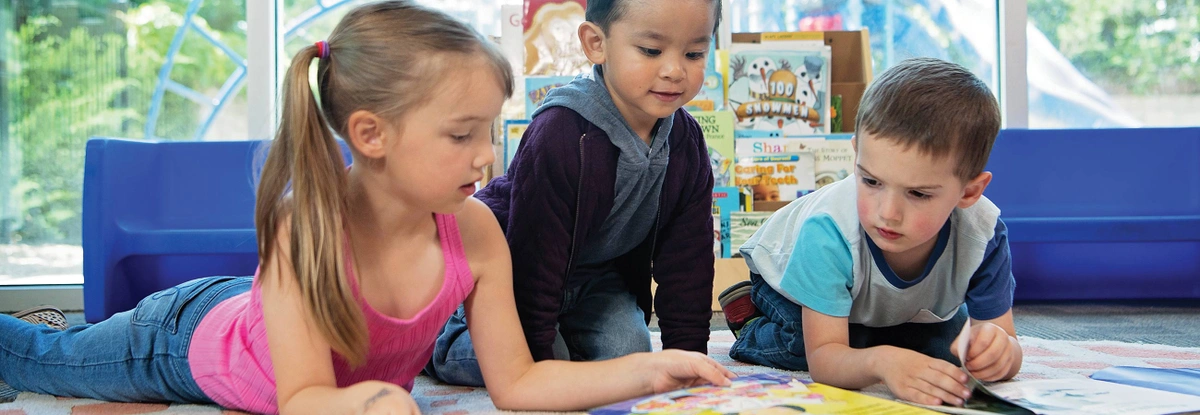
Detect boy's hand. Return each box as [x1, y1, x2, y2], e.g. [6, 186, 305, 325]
[877, 347, 971, 406]
[641, 350, 736, 393]
[956, 321, 1019, 382]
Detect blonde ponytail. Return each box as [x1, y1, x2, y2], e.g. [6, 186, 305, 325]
[256, 44, 366, 366]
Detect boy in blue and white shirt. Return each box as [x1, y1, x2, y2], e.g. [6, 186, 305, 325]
[720, 58, 1023, 408]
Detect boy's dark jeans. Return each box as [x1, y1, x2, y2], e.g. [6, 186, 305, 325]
[729, 272, 968, 371]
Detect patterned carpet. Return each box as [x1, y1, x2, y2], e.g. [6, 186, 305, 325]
[4, 330, 1200, 414]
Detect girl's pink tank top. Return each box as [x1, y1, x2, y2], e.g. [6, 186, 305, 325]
[187, 213, 474, 414]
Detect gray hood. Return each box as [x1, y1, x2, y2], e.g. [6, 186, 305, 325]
[533, 65, 672, 158]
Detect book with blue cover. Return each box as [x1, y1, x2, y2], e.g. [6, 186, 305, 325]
[712, 186, 747, 258]
[524, 75, 575, 117]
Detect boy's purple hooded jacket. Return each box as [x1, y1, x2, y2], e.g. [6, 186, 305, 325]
[475, 98, 715, 361]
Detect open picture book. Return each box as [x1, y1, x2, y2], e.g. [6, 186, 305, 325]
[911, 377, 1200, 415]
[914, 320, 1200, 415]
[588, 373, 939, 414]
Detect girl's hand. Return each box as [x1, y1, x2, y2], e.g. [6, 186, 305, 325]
[877, 347, 971, 407]
[957, 322, 1018, 382]
[355, 384, 421, 415]
[641, 350, 736, 393]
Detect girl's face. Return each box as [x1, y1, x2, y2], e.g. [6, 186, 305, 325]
[383, 59, 505, 213]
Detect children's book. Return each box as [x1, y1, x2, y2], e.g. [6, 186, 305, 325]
[915, 323, 1200, 415]
[712, 186, 748, 258]
[523, 0, 590, 76]
[589, 373, 939, 414]
[727, 40, 832, 136]
[499, 5, 528, 120]
[733, 153, 816, 202]
[500, 4, 524, 78]
[1091, 366, 1200, 397]
[735, 134, 854, 189]
[685, 43, 727, 112]
[712, 214, 722, 259]
[525, 75, 575, 117]
[685, 70, 726, 112]
[730, 211, 774, 257]
[503, 119, 530, 173]
[911, 378, 1200, 415]
[690, 110, 736, 187]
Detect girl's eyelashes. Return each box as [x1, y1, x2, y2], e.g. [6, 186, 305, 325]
[861, 176, 880, 187]
[686, 52, 706, 60]
[638, 47, 662, 57]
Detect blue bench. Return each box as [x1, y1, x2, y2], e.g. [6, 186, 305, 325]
[81, 129, 1200, 322]
[985, 128, 1200, 300]
[81, 138, 350, 322]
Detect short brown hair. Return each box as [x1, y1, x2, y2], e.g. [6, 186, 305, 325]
[855, 57, 1000, 181]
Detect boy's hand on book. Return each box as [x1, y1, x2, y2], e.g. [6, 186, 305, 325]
[958, 322, 1019, 382]
[642, 350, 736, 393]
[877, 347, 971, 407]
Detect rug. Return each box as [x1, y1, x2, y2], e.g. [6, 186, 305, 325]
[3, 330, 1200, 414]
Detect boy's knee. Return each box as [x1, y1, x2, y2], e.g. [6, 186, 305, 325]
[729, 319, 810, 371]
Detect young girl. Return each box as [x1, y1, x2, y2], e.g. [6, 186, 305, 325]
[0, 2, 734, 414]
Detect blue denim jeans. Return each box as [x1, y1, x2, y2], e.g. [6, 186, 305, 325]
[0, 276, 251, 403]
[425, 271, 652, 386]
[729, 272, 968, 371]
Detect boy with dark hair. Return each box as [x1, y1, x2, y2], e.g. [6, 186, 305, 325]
[426, 0, 724, 386]
[720, 57, 1023, 407]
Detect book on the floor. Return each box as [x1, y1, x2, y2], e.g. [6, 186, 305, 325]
[1090, 366, 1200, 397]
[589, 373, 939, 414]
[909, 377, 1200, 415]
[914, 320, 1200, 415]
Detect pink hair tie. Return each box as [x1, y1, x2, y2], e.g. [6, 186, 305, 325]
[315, 40, 330, 60]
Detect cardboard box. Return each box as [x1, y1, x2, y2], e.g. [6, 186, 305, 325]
[713, 257, 750, 310]
[730, 29, 873, 133]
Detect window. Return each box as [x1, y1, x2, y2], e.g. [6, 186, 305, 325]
[729, 0, 1000, 98]
[1027, 0, 1200, 128]
[1, 0, 247, 288]
[1, 0, 510, 291]
[281, 0, 509, 65]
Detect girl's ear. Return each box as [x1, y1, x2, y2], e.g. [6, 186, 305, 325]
[345, 110, 389, 159]
[578, 21, 607, 65]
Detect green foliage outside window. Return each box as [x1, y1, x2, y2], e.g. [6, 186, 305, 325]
[3, 0, 244, 244]
[1029, 0, 1200, 94]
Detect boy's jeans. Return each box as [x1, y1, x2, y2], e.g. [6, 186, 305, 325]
[425, 271, 652, 386]
[0, 276, 250, 403]
[730, 272, 968, 371]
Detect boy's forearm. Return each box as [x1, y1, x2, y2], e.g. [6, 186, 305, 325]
[807, 343, 892, 389]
